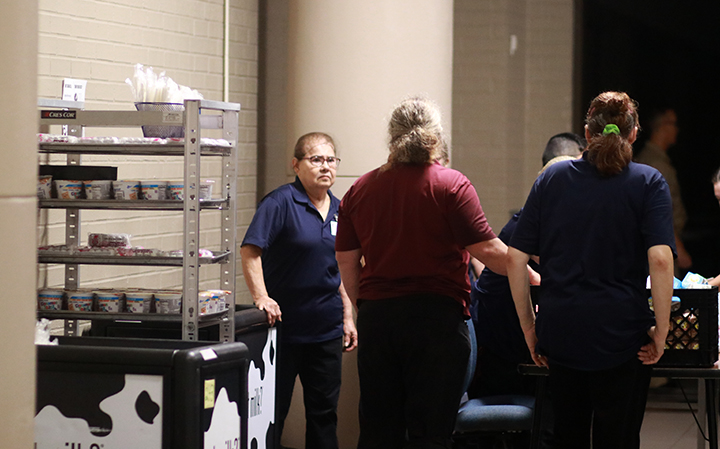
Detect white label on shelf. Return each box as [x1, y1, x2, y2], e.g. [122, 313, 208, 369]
[61, 78, 87, 102]
[200, 348, 218, 361]
[162, 111, 183, 124]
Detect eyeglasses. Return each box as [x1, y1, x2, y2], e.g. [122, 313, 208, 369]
[302, 155, 341, 168]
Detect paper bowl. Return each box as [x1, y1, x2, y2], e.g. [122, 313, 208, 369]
[85, 180, 113, 200]
[168, 183, 184, 200]
[38, 289, 64, 310]
[113, 180, 140, 200]
[140, 180, 169, 200]
[95, 291, 123, 312]
[199, 180, 215, 200]
[125, 292, 153, 313]
[55, 180, 83, 200]
[67, 291, 94, 311]
[154, 291, 182, 314]
[38, 176, 53, 199]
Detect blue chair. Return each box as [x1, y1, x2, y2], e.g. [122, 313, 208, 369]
[453, 319, 536, 449]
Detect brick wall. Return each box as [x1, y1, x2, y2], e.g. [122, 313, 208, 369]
[36, 0, 258, 304]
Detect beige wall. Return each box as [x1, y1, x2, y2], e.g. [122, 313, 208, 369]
[0, 0, 575, 447]
[259, 1, 575, 448]
[452, 0, 575, 231]
[0, 2, 39, 447]
[36, 0, 259, 304]
[263, 2, 455, 448]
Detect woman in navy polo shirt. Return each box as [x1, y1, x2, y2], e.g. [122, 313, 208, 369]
[241, 132, 357, 449]
[507, 91, 676, 449]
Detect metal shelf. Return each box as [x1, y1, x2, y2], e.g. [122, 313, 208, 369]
[36, 98, 239, 341]
[38, 141, 231, 156]
[38, 250, 231, 266]
[39, 198, 229, 210]
[37, 309, 229, 327]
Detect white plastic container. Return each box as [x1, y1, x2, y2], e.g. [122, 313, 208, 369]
[207, 289, 228, 312]
[168, 182, 184, 200]
[55, 180, 83, 200]
[140, 180, 169, 200]
[113, 180, 140, 200]
[199, 180, 215, 200]
[85, 180, 113, 199]
[38, 176, 53, 199]
[125, 291, 153, 313]
[67, 290, 94, 311]
[198, 291, 213, 315]
[38, 289, 64, 311]
[154, 291, 182, 314]
[95, 291, 123, 312]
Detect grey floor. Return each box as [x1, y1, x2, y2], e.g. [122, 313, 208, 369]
[641, 406, 705, 449]
[641, 380, 713, 449]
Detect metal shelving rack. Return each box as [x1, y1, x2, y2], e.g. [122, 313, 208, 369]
[37, 99, 240, 341]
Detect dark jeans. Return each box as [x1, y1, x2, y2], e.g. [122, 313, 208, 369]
[549, 356, 652, 449]
[356, 294, 471, 449]
[276, 336, 343, 449]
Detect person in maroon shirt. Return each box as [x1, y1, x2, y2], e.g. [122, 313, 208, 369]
[336, 97, 530, 449]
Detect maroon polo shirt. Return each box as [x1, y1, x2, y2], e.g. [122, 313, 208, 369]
[336, 162, 496, 314]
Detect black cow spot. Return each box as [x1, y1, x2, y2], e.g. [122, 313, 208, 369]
[251, 437, 258, 449]
[135, 390, 160, 424]
[269, 340, 275, 365]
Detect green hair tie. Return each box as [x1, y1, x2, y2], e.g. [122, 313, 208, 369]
[602, 124, 620, 136]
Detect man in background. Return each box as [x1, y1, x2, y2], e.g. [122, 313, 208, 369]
[635, 107, 691, 271]
[541, 132, 586, 167]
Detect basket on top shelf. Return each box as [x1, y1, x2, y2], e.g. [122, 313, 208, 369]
[134, 102, 184, 138]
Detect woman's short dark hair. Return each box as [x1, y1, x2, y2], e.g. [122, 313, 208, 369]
[585, 91, 639, 176]
[293, 132, 335, 160]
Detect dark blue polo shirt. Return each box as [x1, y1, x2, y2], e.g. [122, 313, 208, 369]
[241, 177, 343, 344]
[510, 154, 676, 370]
[471, 210, 534, 364]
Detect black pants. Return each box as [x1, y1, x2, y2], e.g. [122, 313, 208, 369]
[549, 356, 652, 449]
[470, 347, 536, 398]
[356, 295, 470, 449]
[276, 336, 343, 449]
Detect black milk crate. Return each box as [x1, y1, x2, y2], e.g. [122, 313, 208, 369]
[652, 287, 719, 368]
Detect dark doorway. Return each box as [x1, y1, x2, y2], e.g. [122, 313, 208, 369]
[580, 0, 720, 279]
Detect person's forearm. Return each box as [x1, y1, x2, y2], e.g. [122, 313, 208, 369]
[507, 247, 535, 332]
[648, 245, 674, 334]
[336, 249, 362, 307]
[339, 281, 355, 317]
[240, 244, 270, 302]
[466, 238, 508, 276]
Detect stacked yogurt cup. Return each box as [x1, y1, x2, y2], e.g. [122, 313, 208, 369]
[55, 180, 83, 199]
[37, 288, 64, 310]
[38, 176, 53, 199]
[66, 289, 94, 311]
[140, 180, 169, 200]
[113, 180, 141, 200]
[154, 290, 182, 314]
[166, 180, 215, 201]
[124, 289, 154, 313]
[84, 180, 113, 199]
[95, 290, 124, 312]
[35, 288, 223, 315]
